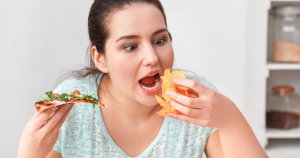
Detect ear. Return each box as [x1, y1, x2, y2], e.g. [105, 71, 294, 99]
[91, 46, 109, 73]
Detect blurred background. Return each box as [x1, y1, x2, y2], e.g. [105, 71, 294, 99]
[1, 0, 300, 157]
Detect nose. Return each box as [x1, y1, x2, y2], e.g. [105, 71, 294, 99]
[142, 43, 159, 67]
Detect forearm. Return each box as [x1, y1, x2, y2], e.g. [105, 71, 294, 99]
[218, 110, 268, 158]
[167, 78, 269, 157]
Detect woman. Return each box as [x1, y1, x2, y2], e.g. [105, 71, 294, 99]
[17, 0, 268, 158]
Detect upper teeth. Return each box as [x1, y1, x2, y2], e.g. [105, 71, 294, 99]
[148, 73, 157, 77]
[140, 77, 160, 90]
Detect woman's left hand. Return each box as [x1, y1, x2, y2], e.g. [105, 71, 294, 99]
[167, 78, 242, 129]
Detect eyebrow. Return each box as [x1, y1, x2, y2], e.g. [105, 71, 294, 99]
[115, 28, 168, 43]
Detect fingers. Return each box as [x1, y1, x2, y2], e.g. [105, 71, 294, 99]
[28, 107, 53, 125]
[168, 112, 212, 127]
[49, 104, 74, 135]
[167, 113, 199, 125]
[169, 100, 202, 117]
[41, 103, 74, 134]
[168, 113, 210, 126]
[167, 90, 201, 108]
[31, 106, 60, 131]
[28, 111, 42, 124]
[172, 78, 207, 95]
[187, 88, 199, 97]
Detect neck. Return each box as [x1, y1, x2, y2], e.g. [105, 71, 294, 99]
[98, 74, 162, 123]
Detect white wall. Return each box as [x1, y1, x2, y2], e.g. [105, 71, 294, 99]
[245, 0, 269, 147]
[161, 0, 247, 113]
[0, 0, 248, 157]
[0, 0, 94, 156]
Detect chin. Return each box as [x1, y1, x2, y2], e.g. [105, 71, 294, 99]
[135, 86, 163, 106]
[138, 97, 159, 107]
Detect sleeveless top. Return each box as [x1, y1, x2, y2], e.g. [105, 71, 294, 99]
[53, 73, 218, 158]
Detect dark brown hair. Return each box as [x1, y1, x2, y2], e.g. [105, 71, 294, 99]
[58, 0, 171, 87]
[57, 0, 173, 105]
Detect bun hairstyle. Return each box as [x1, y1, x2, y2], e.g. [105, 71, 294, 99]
[58, 0, 171, 86]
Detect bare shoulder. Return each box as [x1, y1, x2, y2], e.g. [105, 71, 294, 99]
[46, 150, 62, 158]
[205, 131, 225, 158]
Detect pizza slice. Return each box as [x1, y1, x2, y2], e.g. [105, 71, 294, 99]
[35, 90, 106, 111]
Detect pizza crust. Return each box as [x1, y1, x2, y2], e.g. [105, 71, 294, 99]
[34, 100, 106, 111]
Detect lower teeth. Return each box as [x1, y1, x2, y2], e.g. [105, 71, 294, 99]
[140, 78, 159, 90]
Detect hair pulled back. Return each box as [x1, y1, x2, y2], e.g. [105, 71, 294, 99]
[59, 0, 169, 85]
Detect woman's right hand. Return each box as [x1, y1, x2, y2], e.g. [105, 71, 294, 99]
[17, 103, 74, 158]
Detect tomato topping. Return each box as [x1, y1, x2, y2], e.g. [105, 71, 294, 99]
[71, 90, 80, 95]
[54, 93, 59, 97]
[43, 102, 54, 106]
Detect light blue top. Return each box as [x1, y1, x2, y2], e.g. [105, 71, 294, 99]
[53, 73, 218, 158]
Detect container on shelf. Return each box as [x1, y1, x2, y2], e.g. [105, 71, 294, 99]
[267, 86, 300, 129]
[271, 6, 300, 63]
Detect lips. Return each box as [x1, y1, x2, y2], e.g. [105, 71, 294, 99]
[140, 70, 162, 79]
[138, 70, 162, 95]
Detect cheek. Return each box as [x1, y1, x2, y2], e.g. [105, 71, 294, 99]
[115, 55, 139, 76]
[106, 49, 135, 75]
[108, 53, 139, 88]
[159, 46, 174, 69]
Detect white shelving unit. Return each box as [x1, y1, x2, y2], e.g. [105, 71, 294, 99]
[264, 1, 300, 157]
[265, 139, 300, 158]
[266, 127, 300, 138]
[245, 0, 300, 157]
[267, 62, 300, 70]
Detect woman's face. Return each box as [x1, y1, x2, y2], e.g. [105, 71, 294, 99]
[104, 4, 174, 106]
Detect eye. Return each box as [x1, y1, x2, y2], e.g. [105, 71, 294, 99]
[123, 45, 138, 51]
[153, 39, 166, 45]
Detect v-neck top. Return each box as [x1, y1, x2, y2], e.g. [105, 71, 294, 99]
[53, 73, 218, 158]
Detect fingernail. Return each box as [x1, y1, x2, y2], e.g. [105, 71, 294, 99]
[65, 104, 72, 109]
[52, 107, 58, 111]
[168, 113, 174, 117]
[169, 101, 174, 106]
[167, 90, 173, 96]
[172, 78, 177, 83]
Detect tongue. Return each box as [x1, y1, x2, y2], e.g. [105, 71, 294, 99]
[140, 76, 155, 86]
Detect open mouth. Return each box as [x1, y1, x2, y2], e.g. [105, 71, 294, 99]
[139, 73, 162, 94]
[139, 73, 160, 89]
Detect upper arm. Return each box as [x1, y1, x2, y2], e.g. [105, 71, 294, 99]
[46, 150, 62, 158]
[204, 130, 225, 158]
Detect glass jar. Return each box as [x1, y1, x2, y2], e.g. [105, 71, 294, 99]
[266, 86, 300, 129]
[272, 6, 300, 63]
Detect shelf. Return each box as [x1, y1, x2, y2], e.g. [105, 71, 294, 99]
[267, 62, 300, 70]
[266, 127, 300, 138]
[271, 0, 300, 2]
[265, 139, 300, 158]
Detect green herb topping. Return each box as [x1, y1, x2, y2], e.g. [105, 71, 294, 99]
[40, 91, 100, 108]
